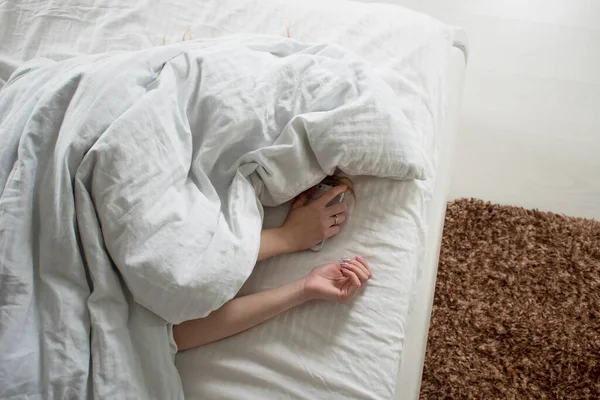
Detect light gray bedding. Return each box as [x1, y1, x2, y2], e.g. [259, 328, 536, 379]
[0, 35, 425, 398]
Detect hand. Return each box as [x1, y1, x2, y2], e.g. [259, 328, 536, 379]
[303, 256, 371, 302]
[279, 185, 348, 253]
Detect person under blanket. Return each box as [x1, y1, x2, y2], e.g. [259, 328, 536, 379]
[174, 182, 371, 351]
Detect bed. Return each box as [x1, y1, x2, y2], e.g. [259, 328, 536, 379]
[0, 0, 466, 398]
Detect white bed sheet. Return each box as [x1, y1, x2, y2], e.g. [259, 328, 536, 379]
[178, 175, 429, 400]
[0, 0, 464, 398]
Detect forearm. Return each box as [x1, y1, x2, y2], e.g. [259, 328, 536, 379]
[174, 278, 310, 351]
[257, 228, 293, 261]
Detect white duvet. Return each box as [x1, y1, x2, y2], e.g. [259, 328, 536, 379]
[0, 34, 427, 398]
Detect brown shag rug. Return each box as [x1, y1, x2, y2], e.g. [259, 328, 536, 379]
[421, 199, 600, 399]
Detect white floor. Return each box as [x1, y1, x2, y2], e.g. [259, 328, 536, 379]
[358, 0, 600, 220]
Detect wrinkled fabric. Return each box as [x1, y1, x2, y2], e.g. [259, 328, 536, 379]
[0, 35, 426, 399]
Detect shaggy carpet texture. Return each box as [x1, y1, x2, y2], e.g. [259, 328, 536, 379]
[420, 199, 600, 399]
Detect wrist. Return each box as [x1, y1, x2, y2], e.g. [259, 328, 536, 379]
[259, 228, 295, 261]
[291, 277, 313, 305]
[273, 226, 297, 254]
[299, 275, 318, 302]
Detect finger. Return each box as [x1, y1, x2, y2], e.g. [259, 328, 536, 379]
[315, 185, 347, 207]
[340, 267, 361, 288]
[325, 225, 341, 239]
[355, 256, 372, 276]
[326, 201, 347, 216]
[345, 258, 371, 279]
[341, 261, 369, 282]
[328, 213, 346, 227]
[342, 281, 358, 301]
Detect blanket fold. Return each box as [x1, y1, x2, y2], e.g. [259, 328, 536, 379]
[0, 35, 425, 398]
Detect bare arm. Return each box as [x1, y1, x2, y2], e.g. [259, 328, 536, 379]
[173, 257, 371, 351]
[257, 228, 292, 261]
[174, 278, 307, 351]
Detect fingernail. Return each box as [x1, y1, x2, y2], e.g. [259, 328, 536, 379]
[342, 258, 352, 262]
[340, 262, 349, 268]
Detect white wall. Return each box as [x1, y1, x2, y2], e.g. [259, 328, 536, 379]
[358, 0, 600, 219]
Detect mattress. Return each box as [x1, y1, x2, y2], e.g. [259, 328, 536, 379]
[396, 46, 467, 400]
[0, 0, 464, 398]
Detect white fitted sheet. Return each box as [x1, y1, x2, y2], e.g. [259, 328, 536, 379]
[0, 0, 464, 398]
[178, 175, 430, 400]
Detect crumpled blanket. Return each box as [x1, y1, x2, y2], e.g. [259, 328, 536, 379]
[0, 34, 425, 398]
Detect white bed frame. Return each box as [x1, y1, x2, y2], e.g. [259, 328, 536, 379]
[395, 45, 467, 400]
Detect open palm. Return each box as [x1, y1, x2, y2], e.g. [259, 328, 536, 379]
[304, 257, 371, 302]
